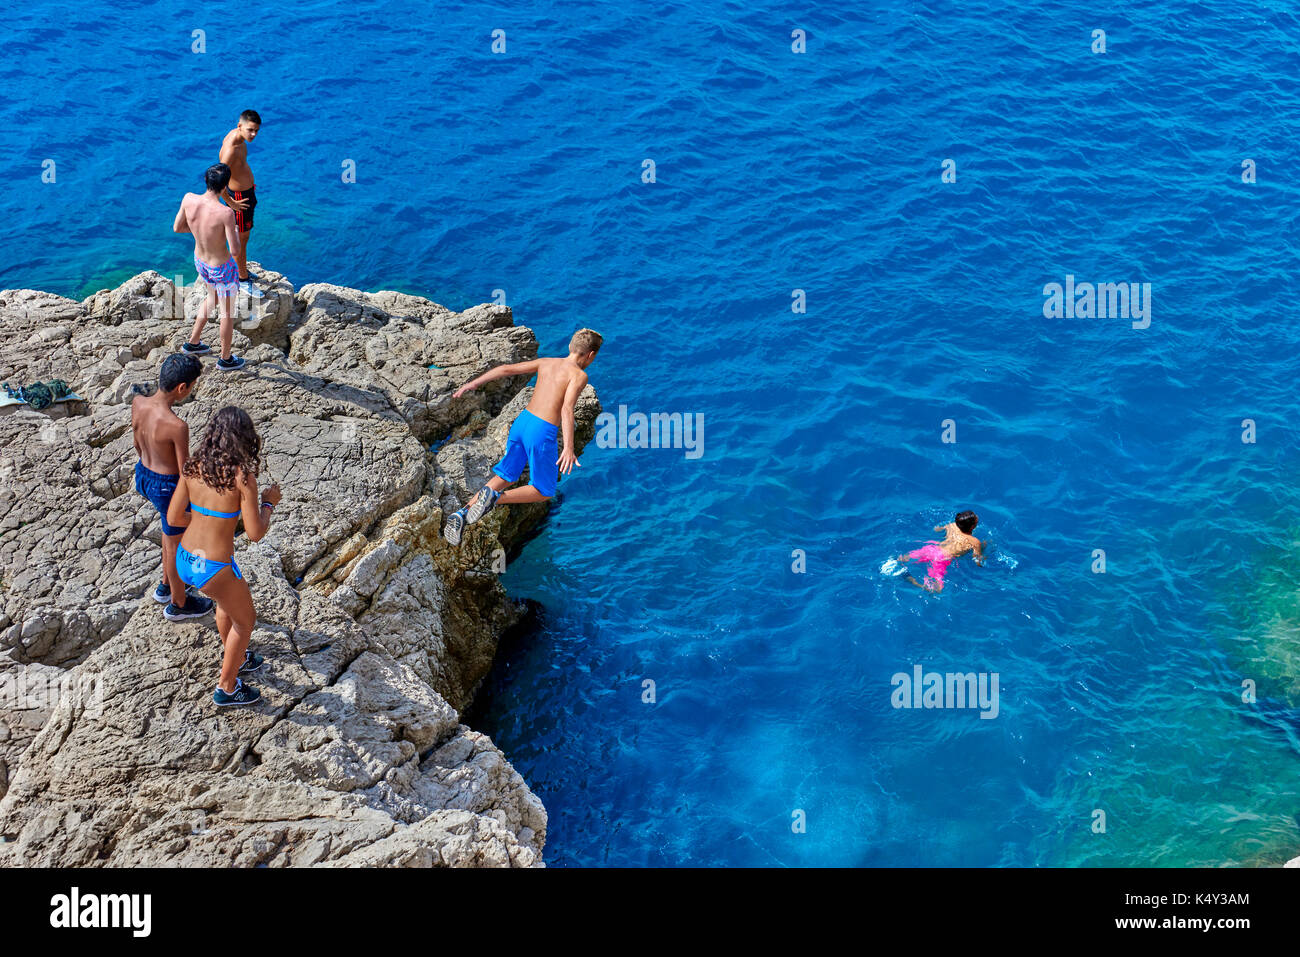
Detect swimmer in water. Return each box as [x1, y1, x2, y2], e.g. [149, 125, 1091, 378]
[897, 510, 986, 593]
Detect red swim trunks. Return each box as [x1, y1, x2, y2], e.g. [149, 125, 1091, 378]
[229, 186, 256, 232]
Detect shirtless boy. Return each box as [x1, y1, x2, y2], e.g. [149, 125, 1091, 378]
[219, 109, 263, 295]
[132, 353, 214, 621]
[442, 329, 603, 545]
[173, 163, 246, 371]
[897, 510, 986, 593]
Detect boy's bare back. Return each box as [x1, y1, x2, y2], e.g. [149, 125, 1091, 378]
[525, 357, 588, 424]
[132, 395, 188, 474]
[935, 522, 984, 562]
[181, 193, 239, 265]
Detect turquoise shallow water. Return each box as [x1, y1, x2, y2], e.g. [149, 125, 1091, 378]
[4, 1, 1299, 865]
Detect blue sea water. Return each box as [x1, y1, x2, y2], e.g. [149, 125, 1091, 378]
[4, 0, 1300, 866]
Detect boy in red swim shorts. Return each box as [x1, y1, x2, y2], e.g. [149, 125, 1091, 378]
[219, 109, 263, 295]
[898, 510, 986, 593]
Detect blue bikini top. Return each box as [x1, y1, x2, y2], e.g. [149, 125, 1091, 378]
[190, 502, 241, 519]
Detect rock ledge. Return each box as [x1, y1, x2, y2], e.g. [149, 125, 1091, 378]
[0, 266, 597, 867]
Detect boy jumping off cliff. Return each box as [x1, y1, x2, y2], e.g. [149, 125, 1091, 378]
[132, 353, 214, 621]
[442, 329, 602, 546]
[895, 510, 986, 593]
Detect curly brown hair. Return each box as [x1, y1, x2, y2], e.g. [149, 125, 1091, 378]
[182, 405, 261, 493]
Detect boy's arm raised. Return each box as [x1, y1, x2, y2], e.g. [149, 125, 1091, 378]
[557, 372, 587, 475]
[453, 359, 541, 398]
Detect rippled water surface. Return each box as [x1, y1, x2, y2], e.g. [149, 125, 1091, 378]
[5, 0, 1299, 866]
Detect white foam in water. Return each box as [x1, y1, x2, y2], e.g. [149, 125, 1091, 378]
[879, 559, 907, 577]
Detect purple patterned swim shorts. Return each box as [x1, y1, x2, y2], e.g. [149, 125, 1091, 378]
[194, 256, 240, 296]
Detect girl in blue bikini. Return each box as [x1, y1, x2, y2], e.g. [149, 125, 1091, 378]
[167, 406, 281, 707]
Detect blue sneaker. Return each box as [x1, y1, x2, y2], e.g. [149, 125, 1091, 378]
[216, 355, 246, 372]
[213, 679, 261, 707]
[164, 592, 215, 621]
[222, 648, 264, 674]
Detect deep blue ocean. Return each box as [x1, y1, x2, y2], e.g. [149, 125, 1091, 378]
[4, 1, 1299, 866]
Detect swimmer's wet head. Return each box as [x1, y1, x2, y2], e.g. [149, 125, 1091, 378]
[955, 510, 979, 534]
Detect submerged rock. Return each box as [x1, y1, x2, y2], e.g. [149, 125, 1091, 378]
[0, 265, 599, 867]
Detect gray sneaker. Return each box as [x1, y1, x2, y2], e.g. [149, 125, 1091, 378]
[442, 507, 467, 546]
[464, 485, 501, 525]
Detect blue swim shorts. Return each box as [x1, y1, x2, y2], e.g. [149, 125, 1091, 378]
[492, 408, 560, 497]
[136, 461, 184, 536]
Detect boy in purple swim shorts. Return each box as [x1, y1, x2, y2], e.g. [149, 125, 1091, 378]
[172, 163, 247, 372]
[897, 510, 986, 593]
[442, 329, 603, 546]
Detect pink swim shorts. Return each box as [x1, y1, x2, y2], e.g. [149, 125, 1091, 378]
[906, 542, 952, 585]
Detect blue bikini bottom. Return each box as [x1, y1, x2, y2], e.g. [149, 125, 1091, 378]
[176, 543, 242, 590]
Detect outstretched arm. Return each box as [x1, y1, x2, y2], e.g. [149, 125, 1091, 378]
[557, 372, 588, 475]
[453, 359, 541, 398]
[973, 539, 986, 566]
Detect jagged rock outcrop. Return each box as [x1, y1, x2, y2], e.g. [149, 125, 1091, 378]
[0, 263, 598, 866]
